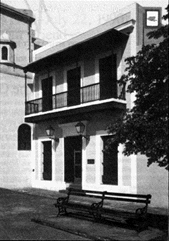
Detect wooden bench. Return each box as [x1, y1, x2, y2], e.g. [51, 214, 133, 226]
[54, 188, 151, 230]
[54, 188, 105, 217]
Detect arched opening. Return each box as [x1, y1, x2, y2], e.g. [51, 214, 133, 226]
[2, 46, 8, 60]
[18, 124, 31, 150]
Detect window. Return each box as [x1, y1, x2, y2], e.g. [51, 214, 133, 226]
[102, 136, 118, 185]
[18, 124, 31, 150]
[1, 46, 8, 60]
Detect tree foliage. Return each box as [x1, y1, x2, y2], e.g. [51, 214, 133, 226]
[108, 6, 169, 170]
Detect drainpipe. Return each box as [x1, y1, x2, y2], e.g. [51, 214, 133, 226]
[28, 23, 32, 63]
[25, 72, 27, 115]
[142, 12, 145, 47]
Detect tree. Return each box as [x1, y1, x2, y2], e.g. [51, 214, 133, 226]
[108, 6, 169, 170]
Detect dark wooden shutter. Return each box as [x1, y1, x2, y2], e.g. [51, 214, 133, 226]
[112, 54, 117, 98]
[99, 54, 117, 100]
[43, 141, 52, 181]
[42, 77, 53, 111]
[18, 124, 31, 150]
[102, 136, 118, 185]
[67, 67, 80, 106]
[64, 137, 74, 182]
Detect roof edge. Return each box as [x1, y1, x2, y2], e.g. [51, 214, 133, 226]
[0, 2, 35, 23]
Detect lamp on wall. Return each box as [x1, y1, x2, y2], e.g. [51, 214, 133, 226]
[46, 126, 59, 142]
[75, 121, 89, 140]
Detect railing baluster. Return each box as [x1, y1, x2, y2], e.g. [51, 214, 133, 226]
[25, 82, 124, 115]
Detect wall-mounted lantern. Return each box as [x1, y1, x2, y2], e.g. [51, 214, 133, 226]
[75, 121, 89, 140]
[46, 125, 59, 142]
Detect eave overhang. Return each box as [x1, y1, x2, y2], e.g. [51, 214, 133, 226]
[24, 26, 128, 73]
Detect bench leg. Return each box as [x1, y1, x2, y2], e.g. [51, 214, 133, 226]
[57, 206, 68, 217]
[92, 211, 102, 221]
[90, 202, 103, 221]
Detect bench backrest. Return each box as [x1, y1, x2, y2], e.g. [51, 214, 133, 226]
[104, 191, 151, 204]
[67, 188, 151, 205]
[68, 188, 104, 200]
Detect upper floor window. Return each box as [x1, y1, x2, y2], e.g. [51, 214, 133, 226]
[18, 124, 31, 151]
[2, 46, 8, 60]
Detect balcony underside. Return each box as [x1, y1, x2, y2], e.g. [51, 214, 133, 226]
[24, 100, 126, 124]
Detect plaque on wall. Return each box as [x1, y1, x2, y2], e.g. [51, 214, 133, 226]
[87, 159, 95, 164]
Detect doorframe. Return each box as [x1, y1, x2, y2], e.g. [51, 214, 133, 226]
[63, 61, 84, 93]
[95, 130, 123, 188]
[38, 138, 54, 181]
[95, 130, 137, 193]
[59, 121, 87, 188]
[38, 71, 55, 99]
[95, 51, 112, 84]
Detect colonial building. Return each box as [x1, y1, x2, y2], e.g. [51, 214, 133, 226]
[24, 3, 168, 208]
[0, 2, 47, 188]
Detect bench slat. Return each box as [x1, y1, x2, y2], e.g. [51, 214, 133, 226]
[104, 196, 150, 203]
[68, 189, 151, 199]
[105, 191, 151, 199]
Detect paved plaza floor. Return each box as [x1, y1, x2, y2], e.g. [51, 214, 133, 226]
[0, 188, 168, 240]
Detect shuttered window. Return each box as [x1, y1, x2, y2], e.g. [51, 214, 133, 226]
[102, 136, 118, 185]
[18, 124, 31, 150]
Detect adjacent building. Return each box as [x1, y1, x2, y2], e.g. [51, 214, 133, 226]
[0, 2, 47, 188]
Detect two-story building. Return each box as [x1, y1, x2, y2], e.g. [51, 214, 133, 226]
[23, 3, 168, 209]
[0, 2, 47, 189]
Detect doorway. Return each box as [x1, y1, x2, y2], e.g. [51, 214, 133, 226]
[64, 136, 82, 185]
[42, 141, 52, 181]
[67, 67, 81, 106]
[99, 54, 117, 99]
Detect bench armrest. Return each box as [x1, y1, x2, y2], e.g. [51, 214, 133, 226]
[91, 200, 103, 210]
[136, 205, 147, 218]
[57, 197, 69, 205]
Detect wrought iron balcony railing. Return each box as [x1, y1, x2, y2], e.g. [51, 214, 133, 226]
[25, 83, 125, 115]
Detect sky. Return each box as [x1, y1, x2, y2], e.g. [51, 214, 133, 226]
[2, 0, 168, 43]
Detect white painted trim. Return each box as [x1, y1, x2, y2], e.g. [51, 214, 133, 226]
[60, 138, 65, 183]
[82, 136, 87, 189]
[95, 130, 125, 192]
[118, 144, 123, 187]
[26, 97, 126, 118]
[59, 121, 87, 188]
[52, 139, 56, 182]
[95, 135, 100, 185]
[131, 154, 137, 193]
[32, 180, 66, 191]
[31, 125, 36, 184]
[38, 139, 53, 181]
[115, 20, 135, 32]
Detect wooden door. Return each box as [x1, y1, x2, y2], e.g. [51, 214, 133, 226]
[99, 54, 117, 100]
[42, 141, 52, 181]
[42, 77, 53, 111]
[64, 136, 82, 183]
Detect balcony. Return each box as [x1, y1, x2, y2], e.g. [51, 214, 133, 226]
[25, 83, 125, 116]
